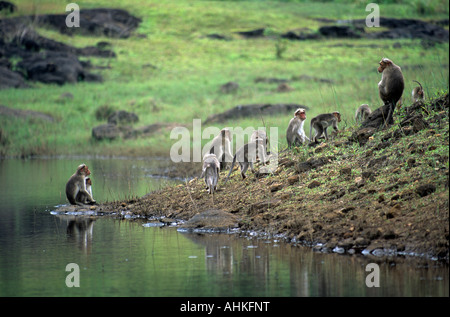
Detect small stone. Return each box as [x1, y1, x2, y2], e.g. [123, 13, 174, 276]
[308, 180, 321, 189]
[287, 175, 299, 185]
[270, 183, 284, 192]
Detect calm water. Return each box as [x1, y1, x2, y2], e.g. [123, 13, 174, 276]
[0, 158, 448, 297]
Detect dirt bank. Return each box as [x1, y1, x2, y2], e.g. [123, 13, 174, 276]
[68, 94, 449, 261]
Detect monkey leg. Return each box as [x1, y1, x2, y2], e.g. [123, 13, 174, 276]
[240, 162, 249, 179]
[382, 102, 395, 128]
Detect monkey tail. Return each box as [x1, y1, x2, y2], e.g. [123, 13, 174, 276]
[224, 154, 237, 184]
[412, 80, 423, 90]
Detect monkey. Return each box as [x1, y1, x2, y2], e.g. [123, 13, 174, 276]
[75, 177, 93, 204]
[207, 128, 233, 169]
[286, 108, 310, 147]
[65, 164, 96, 206]
[224, 141, 267, 183]
[309, 111, 341, 144]
[411, 80, 424, 103]
[355, 104, 372, 123]
[200, 154, 220, 194]
[377, 58, 404, 128]
[250, 129, 269, 160]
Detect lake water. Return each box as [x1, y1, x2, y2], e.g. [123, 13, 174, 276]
[0, 158, 448, 298]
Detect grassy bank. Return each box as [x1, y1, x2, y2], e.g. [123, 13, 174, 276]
[0, 0, 448, 158]
[100, 93, 449, 259]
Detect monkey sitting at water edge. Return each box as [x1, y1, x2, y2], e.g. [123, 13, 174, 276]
[66, 164, 96, 206]
[75, 177, 94, 205]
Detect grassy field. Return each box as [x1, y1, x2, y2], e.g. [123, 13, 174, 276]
[0, 0, 448, 158]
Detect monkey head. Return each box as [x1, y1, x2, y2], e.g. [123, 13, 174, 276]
[86, 177, 92, 186]
[294, 108, 306, 120]
[378, 58, 392, 73]
[77, 164, 91, 176]
[332, 111, 341, 122]
[222, 128, 232, 142]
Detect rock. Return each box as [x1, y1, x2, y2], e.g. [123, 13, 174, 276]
[269, 183, 283, 192]
[178, 209, 238, 233]
[248, 200, 281, 215]
[0, 1, 16, 13]
[314, 142, 328, 153]
[340, 167, 352, 176]
[308, 180, 321, 189]
[296, 156, 330, 174]
[367, 155, 388, 169]
[16, 51, 102, 85]
[220, 81, 239, 94]
[39, 8, 141, 38]
[235, 28, 265, 38]
[92, 123, 121, 140]
[287, 175, 299, 185]
[415, 183, 436, 197]
[281, 30, 319, 41]
[319, 25, 364, 38]
[205, 103, 308, 124]
[206, 33, 230, 41]
[0, 66, 30, 89]
[351, 127, 376, 145]
[355, 177, 365, 188]
[383, 229, 398, 240]
[277, 83, 293, 92]
[359, 103, 393, 129]
[0, 104, 54, 122]
[108, 110, 139, 125]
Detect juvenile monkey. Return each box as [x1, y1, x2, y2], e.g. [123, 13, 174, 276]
[411, 80, 424, 103]
[377, 58, 404, 127]
[355, 104, 372, 123]
[200, 154, 220, 194]
[207, 128, 233, 169]
[75, 177, 93, 204]
[250, 129, 269, 159]
[66, 164, 96, 205]
[224, 141, 267, 183]
[309, 111, 341, 144]
[286, 108, 309, 147]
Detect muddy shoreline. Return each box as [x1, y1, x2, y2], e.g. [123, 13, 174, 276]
[52, 95, 449, 262]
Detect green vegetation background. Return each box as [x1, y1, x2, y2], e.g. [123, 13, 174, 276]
[0, 0, 448, 158]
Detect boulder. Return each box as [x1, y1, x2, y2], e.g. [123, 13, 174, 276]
[107, 110, 139, 125]
[205, 103, 308, 124]
[92, 123, 121, 141]
[0, 104, 54, 122]
[0, 66, 29, 89]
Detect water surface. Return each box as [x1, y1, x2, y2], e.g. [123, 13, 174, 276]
[0, 158, 448, 297]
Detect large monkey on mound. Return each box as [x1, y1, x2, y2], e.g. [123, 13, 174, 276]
[377, 57, 404, 127]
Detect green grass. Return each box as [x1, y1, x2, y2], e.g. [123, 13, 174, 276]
[0, 0, 448, 157]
